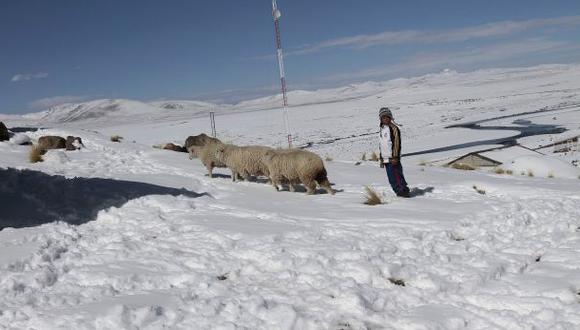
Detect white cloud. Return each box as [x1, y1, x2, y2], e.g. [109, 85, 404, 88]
[11, 72, 49, 82]
[29, 96, 89, 109]
[320, 38, 580, 83]
[191, 85, 280, 104]
[289, 15, 580, 55]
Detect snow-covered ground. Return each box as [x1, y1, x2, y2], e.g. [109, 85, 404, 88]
[1, 64, 579, 329]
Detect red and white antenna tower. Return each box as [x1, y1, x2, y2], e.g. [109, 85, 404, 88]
[272, 0, 292, 148]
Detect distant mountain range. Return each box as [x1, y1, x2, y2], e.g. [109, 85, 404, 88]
[12, 63, 577, 125]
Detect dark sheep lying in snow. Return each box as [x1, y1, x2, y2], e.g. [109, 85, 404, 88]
[163, 143, 186, 152]
[66, 136, 85, 150]
[37, 135, 84, 152]
[0, 122, 9, 142]
[38, 136, 66, 150]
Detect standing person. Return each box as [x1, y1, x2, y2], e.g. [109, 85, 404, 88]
[378, 107, 411, 198]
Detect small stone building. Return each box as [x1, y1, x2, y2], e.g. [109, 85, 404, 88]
[447, 152, 501, 168]
[447, 145, 543, 168]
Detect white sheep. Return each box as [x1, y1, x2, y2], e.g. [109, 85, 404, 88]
[187, 141, 227, 178]
[263, 149, 334, 195]
[215, 145, 273, 182]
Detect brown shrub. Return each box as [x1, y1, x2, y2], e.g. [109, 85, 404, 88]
[29, 145, 44, 163]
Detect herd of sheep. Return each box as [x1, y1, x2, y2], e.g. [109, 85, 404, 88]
[185, 133, 334, 195]
[1, 121, 334, 195]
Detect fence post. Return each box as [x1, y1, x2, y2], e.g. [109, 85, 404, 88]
[209, 112, 216, 138]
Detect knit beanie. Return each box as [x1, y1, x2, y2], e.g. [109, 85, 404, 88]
[379, 107, 393, 119]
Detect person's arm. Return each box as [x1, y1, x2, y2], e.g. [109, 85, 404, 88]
[378, 127, 388, 167]
[389, 125, 401, 164]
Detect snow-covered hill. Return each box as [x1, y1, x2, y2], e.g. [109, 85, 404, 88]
[22, 99, 225, 125]
[1, 63, 579, 329]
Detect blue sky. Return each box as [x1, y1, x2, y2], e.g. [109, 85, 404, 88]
[1, 0, 580, 114]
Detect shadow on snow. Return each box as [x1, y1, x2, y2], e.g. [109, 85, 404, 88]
[0, 167, 209, 230]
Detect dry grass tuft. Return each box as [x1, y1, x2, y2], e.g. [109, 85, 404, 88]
[473, 185, 486, 195]
[110, 135, 123, 142]
[494, 167, 506, 174]
[547, 171, 555, 178]
[29, 145, 44, 163]
[363, 186, 383, 205]
[419, 159, 428, 166]
[506, 169, 513, 175]
[369, 151, 379, 162]
[451, 163, 475, 170]
[325, 155, 333, 162]
[361, 153, 366, 161]
[527, 169, 534, 177]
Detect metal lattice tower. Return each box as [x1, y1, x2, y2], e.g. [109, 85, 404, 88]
[272, 0, 292, 148]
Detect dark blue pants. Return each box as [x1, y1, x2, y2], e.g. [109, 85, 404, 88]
[385, 162, 409, 195]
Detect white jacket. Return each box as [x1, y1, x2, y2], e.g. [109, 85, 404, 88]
[378, 123, 401, 162]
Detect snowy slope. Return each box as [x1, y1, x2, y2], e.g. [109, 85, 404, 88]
[1, 63, 580, 329]
[22, 99, 226, 126]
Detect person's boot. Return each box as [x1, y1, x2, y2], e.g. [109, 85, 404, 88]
[397, 189, 411, 198]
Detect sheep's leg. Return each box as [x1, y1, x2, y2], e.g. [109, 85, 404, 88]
[241, 171, 251, 181]
[304, 180, 317, 195]
[318, 177, 335, 195]
[271, 175, 282, 191]
[269, 176, 279, 190]
[207, 164, 214, 178]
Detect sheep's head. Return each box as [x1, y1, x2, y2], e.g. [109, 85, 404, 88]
[263, 150, 276, 162]
[188, 145, 201, 158]
[67, 136, 84, 149]
[215, 145, 227, 161]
